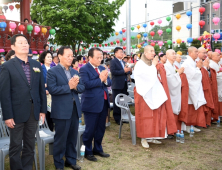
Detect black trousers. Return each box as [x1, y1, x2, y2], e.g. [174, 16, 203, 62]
[9, 104, 38, 170]
[46, 111, 54, 131]
[112, 81, 128, 123]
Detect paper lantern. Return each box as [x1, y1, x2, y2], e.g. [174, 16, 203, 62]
[0, 22, 7, 31]
[120, 39, 123, 42]
[18, 25, 25, 34]
[116, 40, 120, 44]
[176, 39, 182, 47]
[166, 16, 171, 22]
[142, 23, 147, 28]
[41, 27, 47, 36]
[132, 45, 136, 49]
[3, 6, 8, 13]
[199, 20, 205, 28]
[186, 24, 192, 30]
[176, 25, 181, 32]
[131, 27, 135, 31]
[177, 51, 182, 55]
[137, 25, 140, 30]
[137, 44, 142, 49]
[143, 33, 148, 37]
[213, 3, 220, 11]
[123, 37, 126, 41]
[122, 29, 126, 33]
[137, 34, 141, 39]
[157, 19, 162, 25]
[113, 41, 116, 45]
[150, 21, 154, 26]
[158, 41, 163, 49]
[75, 50, 78, 53]
[94, 44, 97, 47]
[98, 44, 101, 47]
[175, 14, 181, 20]
[27, 25, 33, 35]
[15, 4, 20, 11]
[79, 48, 82, 51]
[9, 5, 14, 11]
[151, 42, 155, 47]
[119, 31, 122, 34]
[167, 40, 172, 48]
[143, 43, 148, 47]
[110, 42, 114, 45]
[213, 17, 220, 25]
[111, 33, 114, 36]
[0, 49, 5, 53]
[213, 33, 220, 43]
[166, 28, 171, 34]
[33, 51, 38, 54]
[199, 7, 205, 15]
[187, 37, 193, 46]
[39, 51, 43, 54]
[107, 43, 110, 46]
[150, 31, 155, 39]
[131, 36, 135, 39]
[33, 26, 40, 35]
[173, 41, 175, 44]
[9, 22, 16, 34]
[84, 47, 86, 50]
[186, 11, 192, 17]
[115, 32, 119, 36]
[157, 30, 163, 36]
[49, 29, 56, 35]
[105, 43, 107, 47]
[123, 46, 126, 50]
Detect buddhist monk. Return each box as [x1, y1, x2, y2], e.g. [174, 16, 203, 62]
[210, 52, 222, 117]
[164, 49, 188, 132]
[134, 45, 177, 148]
[181, 47, 207, 133]
[174, 54, 182, 68]
[207, 51, 212, 60]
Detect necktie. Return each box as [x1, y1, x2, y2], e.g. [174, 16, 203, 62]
[95, 68, 107, 100]
[120, 60, 124, 69]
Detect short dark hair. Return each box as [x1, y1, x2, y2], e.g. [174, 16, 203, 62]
[39, 50, 52, 64]
[77, 55, 83, 62]
[57, 46, 71, 56]
[24, 18, 29, 23]
[32, 19, 37, 24]
[114, 47, 123, 54]
[5, 50, 15, 61]
[103, 52, 107, 56]
[88, 48, 102, 58]
[72, 59, 78, 65]
[43, 44, 49, 50]
[10, 34, 28, 45]
[159, 53, 166, 60]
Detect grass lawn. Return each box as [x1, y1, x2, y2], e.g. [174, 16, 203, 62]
[4, 106, 222, 170]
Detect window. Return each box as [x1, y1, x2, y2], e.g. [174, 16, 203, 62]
[200, 15, 205, 20]
[212, 14, 216, 18]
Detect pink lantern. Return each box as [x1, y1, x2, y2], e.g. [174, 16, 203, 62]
[34, 26, 40, 35]
[157, 19, 162, 25]
[213, 17, 220, 25]
[164, 41, 167, 43]
[154, 41, 156, 43]
[158, 41, 163, 49]
[9, 22, 16, 34]
[33, 51, 38, 54]
[148, 40, 150, 42]
[215, 49, 221, 54]
[173, 41, 175, 44]
[0, 49, 5, 53]
[157, 29, 163, 36]
[213, 33, 220, 43]
[213, 3, 220, 11]
[39, 50, 43, 54]
[182, 40, 185, 43]
[151, 40, 153, 42]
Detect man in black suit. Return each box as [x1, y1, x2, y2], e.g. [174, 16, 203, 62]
[110, 47, 131, 124]
[0, 34, 47, 170]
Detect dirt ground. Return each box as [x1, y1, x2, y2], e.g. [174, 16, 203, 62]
[4, 107, 222, 170]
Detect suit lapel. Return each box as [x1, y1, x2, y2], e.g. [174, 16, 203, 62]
[87, 63, 99, 77]
[13, 58, 30, 87]
[57, 65, 68, 83]
[29, 59, 35, 87]
[115, 57, 124, 70]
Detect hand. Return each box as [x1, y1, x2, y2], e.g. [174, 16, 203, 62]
[124, 66, 131, 73]
[196, 60, 203, 69]
[152, 56, 159, 66]
[46, 90, 49, 95]
[39, 113, 46, 125]
[69, 77, 79, 90]
[100, 70, 108, 82]
[5, 119, 15, 128]
[203, 58, 209, 69]
[45, 84, 47, 88]
[178, 67, 184, 75]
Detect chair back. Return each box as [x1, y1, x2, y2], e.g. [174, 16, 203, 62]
[0, 106, 10, 139]
[127, 82, 135, 91]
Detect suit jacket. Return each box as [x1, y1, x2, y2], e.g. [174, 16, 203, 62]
[0, 57, 47, 123]
[110, 57, 128, 90]
[79, 63, 111, 113]
[42, 64, 50, 90]
[47, 64, 85, 119]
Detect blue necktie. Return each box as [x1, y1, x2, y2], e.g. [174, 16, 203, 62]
[120, 60, 124, 69]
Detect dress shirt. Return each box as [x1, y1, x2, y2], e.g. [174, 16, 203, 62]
[16, 57, 31, 84]
[59, 63, 72, 81]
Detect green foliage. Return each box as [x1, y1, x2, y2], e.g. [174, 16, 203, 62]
[212, 41, 222, 51]
[31, 0, 125, 55]
[173, 42, 188, 55]
[191, 39, 201, 49]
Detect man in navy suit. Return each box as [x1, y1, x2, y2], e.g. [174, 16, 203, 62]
[79, 48, 111, 162]
[0, 34, 47, 170]
[110, 47, 131, 124]
[47, 46, 85, 170]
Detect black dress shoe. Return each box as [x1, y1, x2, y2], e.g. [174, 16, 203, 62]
[85, 155, 97, 162]
[65, 162, 81, 170]
[93, 152, 110, 158]
[116, 121, 120, 125]
[167, 135, 174, 139]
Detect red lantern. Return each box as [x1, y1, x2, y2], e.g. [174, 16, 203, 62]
[88, 44, 90, 47]
[199, 20, 205, 28]
[94, 44, 97, 47]
[99, 44, 102, 47]
[75, 50, 77, 53]
[18, 25, 25, 34]
[123, 46, 126, 50]
[116, 40, 120, 44]
[110, 42, 113, 45]
[105, 43, 107, 47]
[84, 47, 86, 50]
[151, 42, 155, 46]
[150, 31, 155, 38]
[199, 7, 205, 15]
[9, 5, 14, 11]
[123, 37, 126, 41]
[122, 29, 126, 33]
[150, 21, 154, 26]
[79, 48, 82, 51]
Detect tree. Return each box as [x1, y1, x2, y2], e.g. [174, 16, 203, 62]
[31, 0, 125, 56]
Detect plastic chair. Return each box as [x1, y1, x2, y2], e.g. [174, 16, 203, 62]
[115, 94, 136, 145]
[0, 107, 38, 170]
[127, 82, 135, 91]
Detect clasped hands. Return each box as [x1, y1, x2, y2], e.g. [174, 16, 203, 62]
[100, 70, 108, 83]
[69, 76, 79, 90]
[196, 58, 209, 69]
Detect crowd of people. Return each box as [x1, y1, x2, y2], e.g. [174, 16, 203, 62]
[0, 33, 222, 170]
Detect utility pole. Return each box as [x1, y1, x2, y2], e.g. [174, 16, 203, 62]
[126, 0, 131, 55]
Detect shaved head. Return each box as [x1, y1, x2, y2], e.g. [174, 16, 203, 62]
[198, 47, 207, 60]
[176, 54, 182, 63]
[207, 51, 212, 60]
[166, 49, 176, 64]
[212, 52, 220, 63]
[144, 45, 155, 60]
[188, 46, 198, 60]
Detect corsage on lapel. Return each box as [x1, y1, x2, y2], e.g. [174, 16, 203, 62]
[33, 67, 41, 73]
